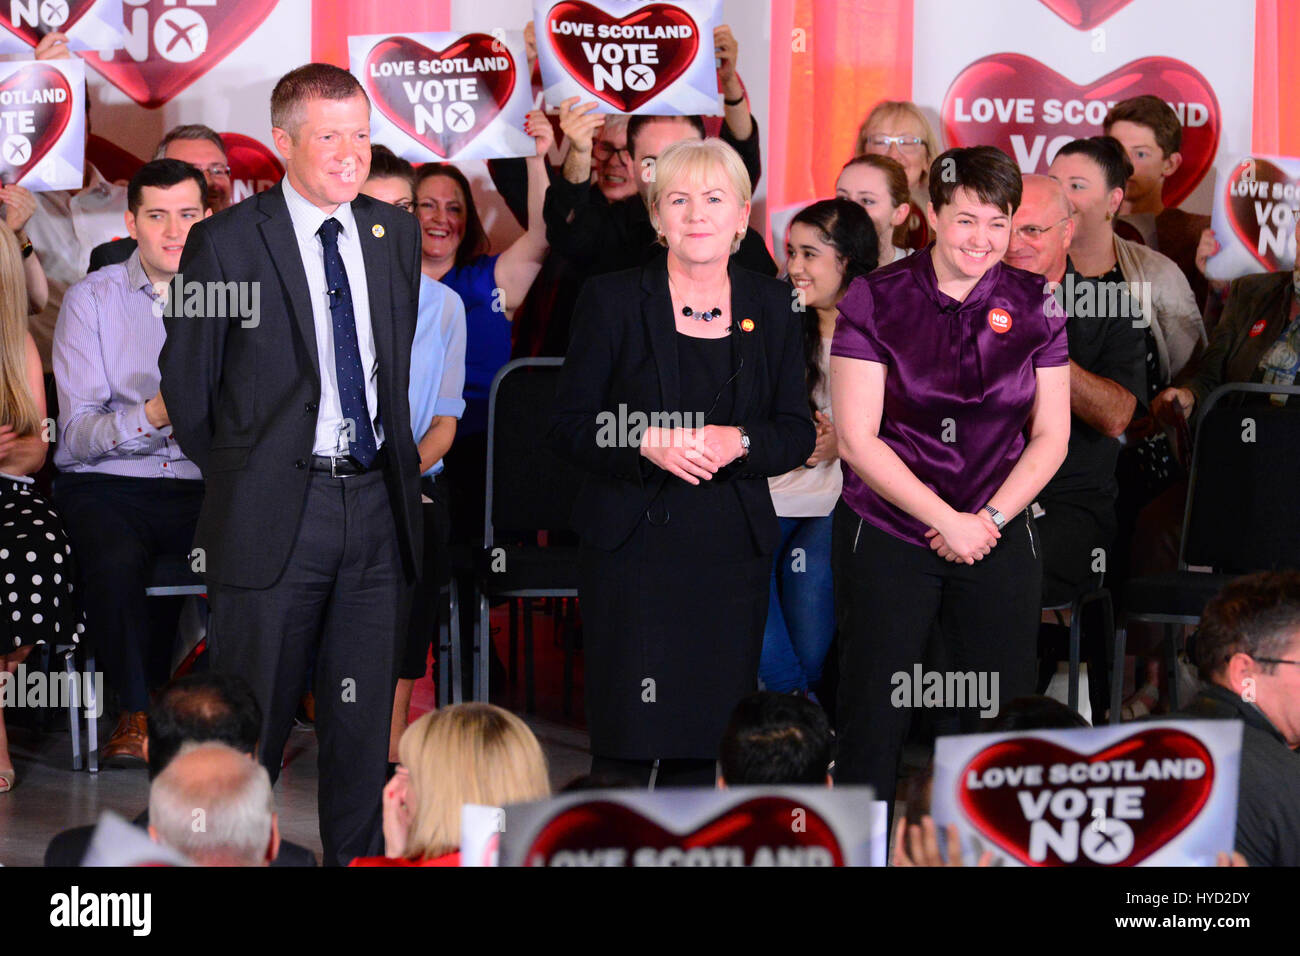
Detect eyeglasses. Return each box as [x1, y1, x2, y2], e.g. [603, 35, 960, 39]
[1013, 217, 1072, 242]
[197, 164, 232, 179]
[864, 134, 926, 155]
[393, 199, 414, 213]
[592, 141, 632, 163]
[1250, 657, 1300, 666]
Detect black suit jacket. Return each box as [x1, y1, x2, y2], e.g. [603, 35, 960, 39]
[548, 257, 815, 552]
[88, 236, 137, 273]
[159, 183, 424, 587]
[44, 810, 318, 867]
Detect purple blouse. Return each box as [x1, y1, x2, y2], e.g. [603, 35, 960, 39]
[831, 246, 1068, 547]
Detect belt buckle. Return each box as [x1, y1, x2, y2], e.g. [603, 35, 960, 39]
[330, 455, 348, 479]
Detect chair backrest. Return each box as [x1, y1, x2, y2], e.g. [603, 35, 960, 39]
[1180, 383, 1300, 573]
[484, 358, 584, 544]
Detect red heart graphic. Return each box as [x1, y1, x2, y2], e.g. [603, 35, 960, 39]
[959, 728, 1215, 866]
[942, 53, 1220, 209]
[1, 0, 100, 47]
[524, 797, 845, 865]
[363, 34, 517, 160]
[1036, 0, 1134, 30]
[0, 64, 73, 186]
[1223, 158, 1299, 271]
[545, 1, 700, 113]
[81, 0, 276, 109]
[220, 131, 282, 196]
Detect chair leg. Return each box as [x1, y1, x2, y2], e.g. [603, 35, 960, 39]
[508, 599, 519, 692]
[1164, 625, 1180, 713]
[64, 649, 82, 772]
[448, 580, 463, 706]
[437, 587, 451, 709]
[1067, 601, 1082, 716]
[476, 592, 491, 703]
[523, 602, 536, 714]
[1110, 622, 1127, 725]
[84, 647, 99, 773]
[562, 601, 574, 718]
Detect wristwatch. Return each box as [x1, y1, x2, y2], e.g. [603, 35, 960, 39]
[736, 425, 751, 459]
[983, 505, 1006, 530]
[18, 235, 33, 259]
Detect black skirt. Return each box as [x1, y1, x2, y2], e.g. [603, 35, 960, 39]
[579, 332, 769, 759]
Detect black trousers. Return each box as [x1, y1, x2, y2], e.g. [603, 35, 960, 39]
[207, 469, 406, 867]
[832, 501, 1041, 807]
[52, 472, 204, 713]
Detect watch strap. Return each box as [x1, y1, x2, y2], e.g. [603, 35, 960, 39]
[983, 504, 1005, 529]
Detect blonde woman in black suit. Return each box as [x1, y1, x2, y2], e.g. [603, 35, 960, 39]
[550, 138, 815, 787]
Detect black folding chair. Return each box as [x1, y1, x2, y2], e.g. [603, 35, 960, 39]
[1122, 382, 1300, 710]
[473, 359, 584, 711]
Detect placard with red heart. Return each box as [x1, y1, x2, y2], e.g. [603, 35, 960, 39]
[1036, 0, 1134, 30]
[535, 0, 723, 116]
[1207, 154, 1300, 278]
[499, 788, 879, 866]
[932, 721, 1242, 867]
[0, 0, 124, 53]
[80, 0, 276, 109]
[0, 59, 84, 191]
[349, 31, 534, 163]
[941, 53, 1220, 209]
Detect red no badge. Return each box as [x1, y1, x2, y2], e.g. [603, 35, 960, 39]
[988, 308, 1012, 334]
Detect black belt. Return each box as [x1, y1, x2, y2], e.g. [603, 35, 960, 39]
[310, 444, 386, 477]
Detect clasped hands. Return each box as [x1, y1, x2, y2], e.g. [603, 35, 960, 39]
[639, 425, 745, 485]
[924, 509, 1001, 565]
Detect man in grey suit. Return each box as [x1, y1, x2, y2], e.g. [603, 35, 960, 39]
[159, 64, 423, 866]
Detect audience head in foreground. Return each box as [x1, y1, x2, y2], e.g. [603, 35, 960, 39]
[148, 742, 279, 867]
[148, 671, 262, 779]
[1193, 571, 1300, 749]
[718, 692, 834, 786]
[359, 702, 550, 866]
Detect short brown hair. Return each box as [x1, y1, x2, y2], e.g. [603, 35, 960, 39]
[270, 63, 368, 138]
[1104, 95, 1182, 158]
[928, 146, 1023, 215]
[1193, 572, 1300, 681]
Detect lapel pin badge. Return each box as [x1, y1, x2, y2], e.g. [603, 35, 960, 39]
[372, 224, 385, 238]
[739, 318, 755, 332]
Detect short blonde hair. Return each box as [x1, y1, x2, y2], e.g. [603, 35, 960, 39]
[854, 101, 941, 186]
[646, 138, 752, 254]
[399, 703, 550, 861]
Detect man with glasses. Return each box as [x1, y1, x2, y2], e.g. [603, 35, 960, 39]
[88, 125, 235, 272]
[1178, 571, 1300, 866]
[1006, 175, 1145, 720]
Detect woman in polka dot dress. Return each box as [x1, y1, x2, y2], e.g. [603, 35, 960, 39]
[0, 228, 84, 792]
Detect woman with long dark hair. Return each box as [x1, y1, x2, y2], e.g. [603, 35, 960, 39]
[760, 199, 877, 697]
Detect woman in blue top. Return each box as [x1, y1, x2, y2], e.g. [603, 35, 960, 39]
[416, 114, 552, 552]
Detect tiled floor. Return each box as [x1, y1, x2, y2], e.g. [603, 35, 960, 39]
[0, 601, 592, 867]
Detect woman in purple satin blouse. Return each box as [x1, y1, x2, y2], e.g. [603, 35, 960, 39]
[829, 146, 1071, 807]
